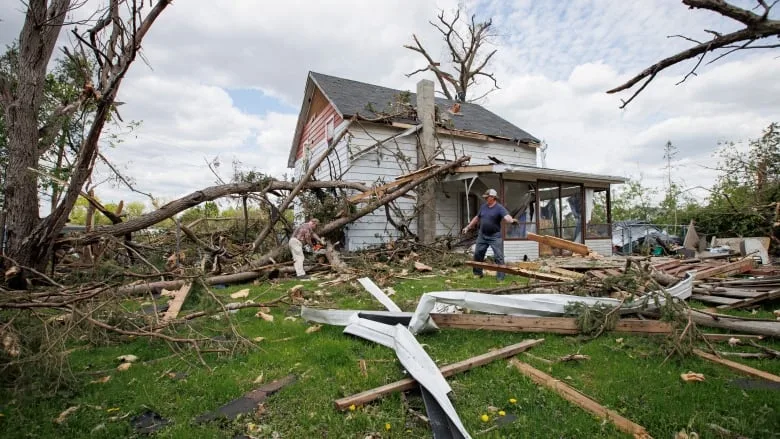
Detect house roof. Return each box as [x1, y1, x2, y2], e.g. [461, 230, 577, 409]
[446, 163, 626, 186]
[308, 72, 539, 144]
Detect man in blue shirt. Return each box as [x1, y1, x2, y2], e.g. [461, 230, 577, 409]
[462, 188, 518, 280]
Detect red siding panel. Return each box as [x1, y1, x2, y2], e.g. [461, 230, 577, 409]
[296, 95, 342, 160]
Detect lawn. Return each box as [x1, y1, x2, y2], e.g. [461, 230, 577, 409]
[1, 269, 778, 438]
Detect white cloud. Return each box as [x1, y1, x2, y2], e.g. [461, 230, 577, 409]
[1, 0, 778, 211]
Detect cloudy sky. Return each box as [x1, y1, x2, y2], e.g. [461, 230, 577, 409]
[2, 0, 779, 210]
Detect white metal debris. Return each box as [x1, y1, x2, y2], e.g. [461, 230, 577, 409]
[344, 318, 472, 438]
[358, 277, 402, 312]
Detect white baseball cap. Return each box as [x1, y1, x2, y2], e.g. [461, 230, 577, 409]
[482, 188, 498, 198]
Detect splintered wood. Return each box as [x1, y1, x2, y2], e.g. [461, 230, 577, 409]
[161, 283, 192, 322]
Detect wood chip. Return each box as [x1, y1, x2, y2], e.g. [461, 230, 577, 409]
[117, 362, 132, 372]
[90, 376, 111, 384]
[256, 311, 274, 322]
[305, 324, 322, 334]
[680, 371, 705, 382]
[55, 405, 80, 424]
[414, 261, 432, 272]
[117, 354, 138, 363]
[359, 359, 368, 377]
[230, 289, 250, 299]
[253, 337, 266, 342]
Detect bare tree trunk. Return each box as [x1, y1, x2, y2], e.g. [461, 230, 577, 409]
[2, 0, 72, 270]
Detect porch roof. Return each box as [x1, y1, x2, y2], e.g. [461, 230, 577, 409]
[446, 163, 626, 186]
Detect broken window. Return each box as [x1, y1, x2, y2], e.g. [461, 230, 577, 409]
[503, 180, 536, 239]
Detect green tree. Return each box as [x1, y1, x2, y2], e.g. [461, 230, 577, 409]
[611, 178, 658, 221]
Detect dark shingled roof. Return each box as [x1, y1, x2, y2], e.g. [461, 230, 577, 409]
[309, 72, 539, 143]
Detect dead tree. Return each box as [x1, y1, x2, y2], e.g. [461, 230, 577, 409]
[404, 9, 499, 102]
[608, 0, 780, 108]
[0, 0, 172, 274]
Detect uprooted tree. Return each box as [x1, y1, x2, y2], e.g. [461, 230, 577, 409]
[404, 8, 499, 102]
[608, 0, 780, 108]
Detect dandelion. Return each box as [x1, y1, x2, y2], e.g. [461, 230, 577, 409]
[498, 410, 506, 416]
[348, 404, 356, 411]
[480, 414, 490, 422]
[509, 398, 517, 404]
[385, 422, 391, 431]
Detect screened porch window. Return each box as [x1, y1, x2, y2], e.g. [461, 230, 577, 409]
[503, 181, 536, 239]
[459, 193, 479, 229]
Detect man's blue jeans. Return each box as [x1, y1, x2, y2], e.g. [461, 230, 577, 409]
[472, 232, 506, 280]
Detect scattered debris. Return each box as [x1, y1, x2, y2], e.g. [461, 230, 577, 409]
[693, 349, 780, 383]
[54, 406, 80, 424]
[130, 409, 171, 434]
[680, 372, 705, 382]
[117, 362, 132, 372]
[256, 311, 274, 322]
[230, 289, 250, 299]
[195, 375, 296, 423]
[117, 354, 139, 363]
[305, 325, 322, 334]
[414, 261, 433, 272]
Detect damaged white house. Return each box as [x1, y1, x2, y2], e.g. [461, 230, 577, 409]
[288, 72, 625, 260]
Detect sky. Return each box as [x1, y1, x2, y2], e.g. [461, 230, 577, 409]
[1, 0, 779, 211]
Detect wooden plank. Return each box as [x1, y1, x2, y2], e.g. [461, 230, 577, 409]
[652, 260, 683, 271]
[393, 164, 436, 180]
[161, 283, 192, 322]
[333, 339, 544, 410]
[709, 289, 767, 299]
[718, 289, 780, 311]
[694, 258, 755, 280]
[526, 232, 590, 256]
[588, 270, 608, 280]
[701, 333, 765, 341]
[604, 269, 623, 277]
[452, 164, 494, 174]
[510, 359, 652, 438]
[432, 314, 673, 335]
[465, 261, 570, 282]
[693, 349, 780, 383]
[549, 267, 586, 279]
[690, 294, 743, 306]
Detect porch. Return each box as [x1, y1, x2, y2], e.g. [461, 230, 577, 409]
[440, 163, 626, 261]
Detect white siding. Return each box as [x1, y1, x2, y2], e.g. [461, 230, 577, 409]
[341, 125, 419, 251]
[293, 122, 538, 251]
[505, 241, 540, 262]
[586, 239, 613, 256]
[437, 134, 536, 166]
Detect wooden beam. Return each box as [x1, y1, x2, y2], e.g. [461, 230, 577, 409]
[452, 164, 494, 174]
[693, 349, 780, 383]
[465, 261, 571, 282]
[431, 314, 673, 335]
[694, 258, 755, 280]
[161, 283, 192, 322]
[526, 232, 591, 256]
[701, 333, 765, 341]
[690, 294, 743, 306]
[718, 289, 780, 311]
[510, 359, 652, 439]
[333, 339, 544, 410]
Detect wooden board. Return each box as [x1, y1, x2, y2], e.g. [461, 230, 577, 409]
[333, 339, 544, 410]
[432, 314, 673, 335]
[694, 258, 755, 280]
[689, 294, 743, 306]
[707, 289, 767, 299]
[549, 267, 586, 279]
[693, 349, 780, 383]
[510, 359, 652, 438]
[526, 232, 591, 256]
[465, 261, 570, 282]
[161, 283, 192, 322]
[718, 289, 780, 311]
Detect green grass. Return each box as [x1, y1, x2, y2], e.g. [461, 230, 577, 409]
[1, 270, 779, 438]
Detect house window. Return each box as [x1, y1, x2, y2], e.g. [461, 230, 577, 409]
[585, 188, 611, 239]
[503, 180, 537, 240]
[460, 193, 479, 229]
[326, 116, 335, 142]
[537, 180, 584, 243]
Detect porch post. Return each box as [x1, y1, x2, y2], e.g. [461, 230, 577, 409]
[416, 79, 436, 244]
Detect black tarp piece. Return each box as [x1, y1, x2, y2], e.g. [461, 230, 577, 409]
[419, 386, 467, 439]
[130, 409, 171, 434]
[195, 375, 297, 423]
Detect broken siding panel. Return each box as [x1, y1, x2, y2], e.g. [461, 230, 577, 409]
[438, 135, 536, 166]
[505, 241, 539, 262]
[585, 239, 613, 256]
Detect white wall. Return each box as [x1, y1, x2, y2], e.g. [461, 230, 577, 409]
[585, 239, 613, 256]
